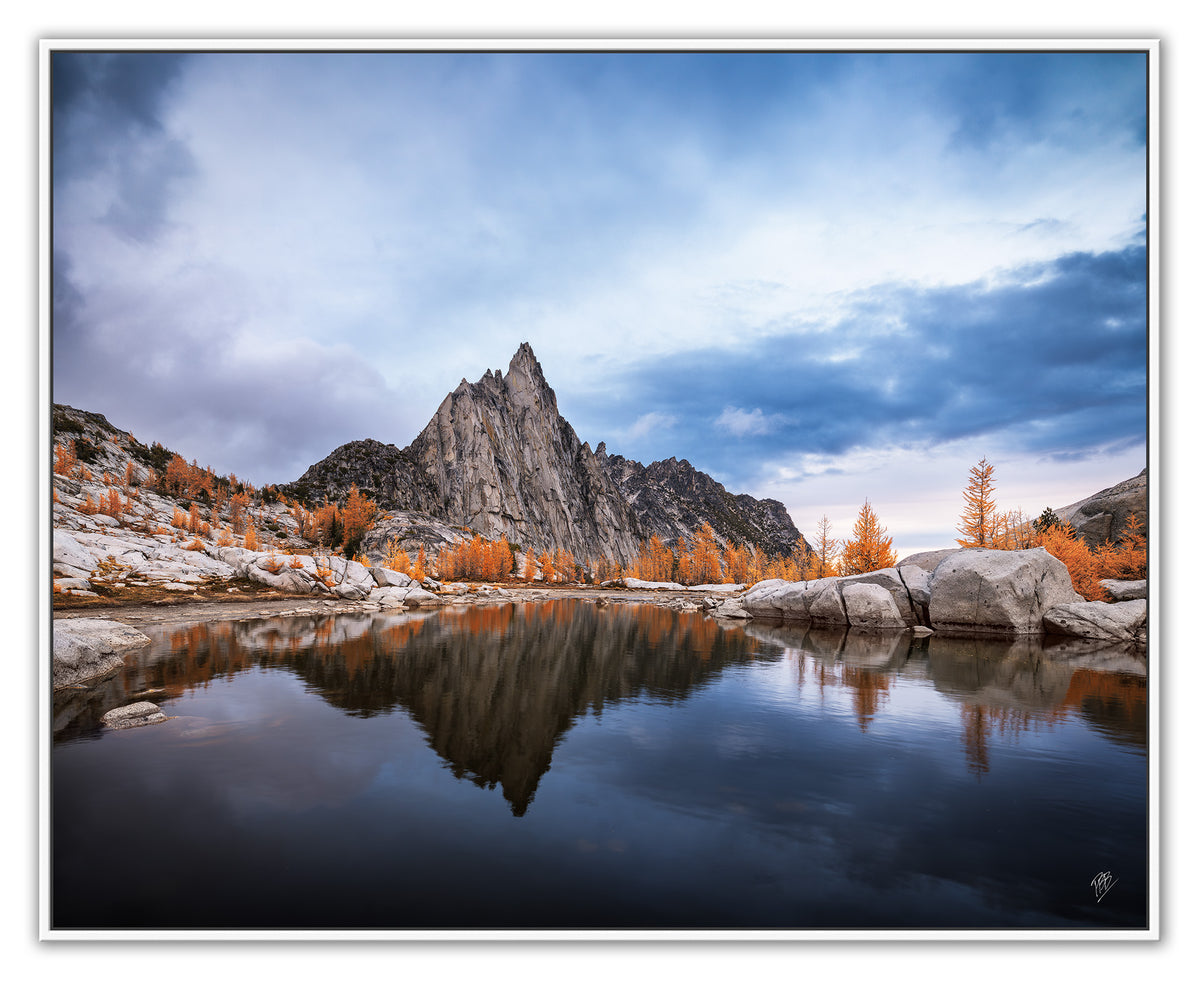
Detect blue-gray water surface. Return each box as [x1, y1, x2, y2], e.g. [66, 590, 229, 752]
[51, 599, 1149, 931]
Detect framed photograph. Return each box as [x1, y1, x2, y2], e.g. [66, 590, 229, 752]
[42, 39, 1157, 941]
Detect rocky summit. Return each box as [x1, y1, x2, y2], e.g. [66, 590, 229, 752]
[288, 343, 803, 564]
[1053, 468, 1148, 549]
[596, 448, 804, 557]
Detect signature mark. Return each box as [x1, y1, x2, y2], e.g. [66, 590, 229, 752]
[1091, 871, 1118, 903]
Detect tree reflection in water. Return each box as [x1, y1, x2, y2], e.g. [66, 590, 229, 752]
[55, 601, 1146, 807]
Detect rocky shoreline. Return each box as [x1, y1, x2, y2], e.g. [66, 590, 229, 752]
[53, 544, 1148, 699]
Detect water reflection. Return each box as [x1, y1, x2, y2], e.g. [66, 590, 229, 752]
[742, 621, 1147, 774]
[55, 602, 1147, 810]
[55, 600, 770, 815]
[52, 601, 1149, 930]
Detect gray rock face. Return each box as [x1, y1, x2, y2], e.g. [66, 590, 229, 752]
[288, 344, 803, 566]
[1054, 468, 1147, 549]
[102, 701, 167, 729]
[842, 582, 907, 630]
[1043, 599, 1147, 642]
[897, 548, 959, 573]
[597, 449, 805, 557]
[54, 618, 151, 689]
[1101, 579, 1148, 601]
[740, 578, 812, 618]
[897, 564, 932, 626]
[807, 578, 848, 626]
[291, 344, 643, 565]
[928, 548, 1081, 635]
[838, 569, 919, 627]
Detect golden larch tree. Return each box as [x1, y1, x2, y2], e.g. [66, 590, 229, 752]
[805, 515, 841, 579]
[689, 523, 723, 585]
[841, 499, 898, 575]
[956, 457, 998, 548]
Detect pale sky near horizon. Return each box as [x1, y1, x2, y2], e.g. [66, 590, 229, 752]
[50, 46, 1150, 556]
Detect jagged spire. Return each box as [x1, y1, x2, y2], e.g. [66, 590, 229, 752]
[508, 341, 539, 374]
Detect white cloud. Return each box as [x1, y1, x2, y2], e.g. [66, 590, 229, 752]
[624, 412, 678, 443]
[715, 406, 774, 437]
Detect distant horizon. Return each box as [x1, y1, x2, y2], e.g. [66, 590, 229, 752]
[50, 44, 1151, 557]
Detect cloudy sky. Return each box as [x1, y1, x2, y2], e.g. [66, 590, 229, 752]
[50, 46, 1149, 555]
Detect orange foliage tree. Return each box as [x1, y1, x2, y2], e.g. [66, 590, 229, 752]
[1113, 513, 1147, 580]
[686, 523, 723, 585]
[1035, 523, 1106, 601]
[341, 484, 377, 556]
[805, 514, 841, 579]
[841, 499, 897, 575]
[412, 544, 429, 581]
[53, 440, 79, 477]
[722, 541, 752, 584]
[632, 535, 674, 582]
[956, 457, 998, 548]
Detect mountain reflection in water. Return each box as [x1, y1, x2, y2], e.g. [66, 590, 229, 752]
[56, 600, 769, 815]
[51, 599, 1148, 930]
[56, 601, 1146, 814]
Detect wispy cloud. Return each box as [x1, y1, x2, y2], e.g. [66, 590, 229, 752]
[715, 406, 776, 437]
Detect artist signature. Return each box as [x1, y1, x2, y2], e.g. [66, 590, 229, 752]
[1091, 871, 1118, 902]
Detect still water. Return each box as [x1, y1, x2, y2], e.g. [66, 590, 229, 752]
[51, 599, 1149, 931]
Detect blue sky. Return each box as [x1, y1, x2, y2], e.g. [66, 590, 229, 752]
[51, 47, 1149, 555]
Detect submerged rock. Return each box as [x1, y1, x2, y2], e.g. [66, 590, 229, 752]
[102, 701, 167, 729]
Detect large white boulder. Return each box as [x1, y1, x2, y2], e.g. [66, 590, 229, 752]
[897, 548, 959, 573]
[838, 569, 918, 626]
[369, 566, 413, 588]
[842, 582, 907, 630]
[53, 618, 150, 689]
[807, 578, 848, 626]
[1100, 579, 1148, 601]
[1043, 599, 1147, 642]
[928, 548, 1081, 634]
[740, 579, 812, 619]
[328, 557, 376, 599]
[52, 530, 99, 574]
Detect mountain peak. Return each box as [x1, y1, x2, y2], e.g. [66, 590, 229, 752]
[509, 341, 539, 373]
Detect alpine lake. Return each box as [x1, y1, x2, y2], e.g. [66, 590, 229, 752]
[51, 597, 1149, 932]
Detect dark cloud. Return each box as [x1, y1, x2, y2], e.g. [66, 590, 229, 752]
[53, 52, 196, 241]
[591, 242, 1147, 483]
[934, 52, 1148, 153]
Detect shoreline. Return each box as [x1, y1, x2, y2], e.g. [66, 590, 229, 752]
[51, 582, 712, 627]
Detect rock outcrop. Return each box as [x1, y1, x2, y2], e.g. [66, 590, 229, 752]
[927, 548, 1080, 635]
[1054, 468, 1148, 549]
[53, 618, 152, 688]
[288, 343, 802, 564]
[1101, 579, 1148, 601]
[596, 448, 804, 557]
[1043, 599, 1148, 643]
[742, 548, 1094, 637]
